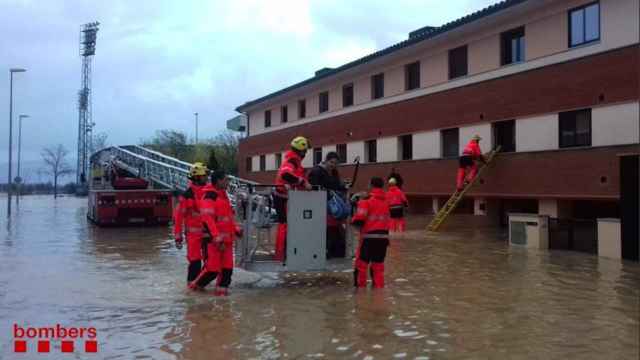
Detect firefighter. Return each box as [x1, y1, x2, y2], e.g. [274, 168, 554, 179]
[173, 162, 209, 287]
[273, 136, 312, 261]
[386, 177, 409, 233]
[351, 177, 391, 289]
[457, 134, 487, 191]
[190, 170, 242, 295]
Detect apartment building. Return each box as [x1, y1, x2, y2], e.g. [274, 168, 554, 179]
[236, 0, 639, 228]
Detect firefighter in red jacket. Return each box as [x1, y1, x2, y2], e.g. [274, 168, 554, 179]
[457, 135, 487, 191]
[190, 170, 242, 296]
[351, 177, 391, 288]
[273, 136, 312, 261]
[173, 162, 209, 286]
[386, 177, 409, 232]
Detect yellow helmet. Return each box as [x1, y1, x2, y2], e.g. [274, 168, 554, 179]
[388, 178, 397, 186]
[472, 134, 482, 141]
[190, 162, 208, 177]
[291, 136, 310, 151]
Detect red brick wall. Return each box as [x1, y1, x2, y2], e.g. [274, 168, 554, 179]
[239, 45, 639, 158]
[242, 145, 639, 199]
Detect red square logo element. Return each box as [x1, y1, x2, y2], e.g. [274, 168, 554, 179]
[38, 340, 50, 353]
[85, 340, 98, 353]
[61, 340, 74, 353]
[14, 340, 27, 353]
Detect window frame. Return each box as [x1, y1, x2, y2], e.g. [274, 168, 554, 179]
[259, 155, 266, 171]
[568, 1, 600, 48]
[559, 109, 592, 148]
[441, 128, 460, 158]
[500, 27, 526, 66]
[492, 119, 516, 153]
[405, 61, 421, 91]
[448, 45, 468, 80]
[342, 83, 354, 107]
[264, 110, 271, 128]
[313, 147, 323, 165]
[275, 153, 282, 168]
[371, 73, 384, 99]
[336, 143, 347, 164]
[365, 139, 377, 163]
[281, 105, 288, 123]
[319, 91, 329, 113]
[399, 134, 413, 161]
[298, 99, 306, 119]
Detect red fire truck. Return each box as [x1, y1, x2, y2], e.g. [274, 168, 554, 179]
[87, 161, 173, 226]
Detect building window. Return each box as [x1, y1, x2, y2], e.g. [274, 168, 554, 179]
[399, 135, 413, 160]
[448, 45, 468, 79]
[501, 27, 525, 65]
[371, 73, 384, 99]
[405, 61, 420, 91]
[569, 2, 600, 48]
[342, 83, 354, 107]
[441, 128, 459, 158]
[246, 157, 252, 172]
[313, 147, 323, 165]
[336, 143, 347, 164]
[298, 99, 306, 119]
[281, 105, 288, 123]
[365, 140, 377, 163]
[319, 91, 329, 113]
[275, 153, 282, 168]
[493, 120, 516, 153]
[259, 155, 266, 171]
[559, 109, 592, 148]
[264, 110, 271, 128]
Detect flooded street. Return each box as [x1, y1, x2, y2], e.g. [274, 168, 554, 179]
[0, 195, 638, 359]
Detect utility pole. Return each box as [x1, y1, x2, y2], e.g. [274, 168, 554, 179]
[7, 68, 26, 217]
[16, 114, 29, 204]
[194, 112, 199, 144]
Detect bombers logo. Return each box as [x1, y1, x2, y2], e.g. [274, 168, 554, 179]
[12, 323, 98, 354]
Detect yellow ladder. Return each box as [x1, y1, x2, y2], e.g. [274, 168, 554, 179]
[426, 147, 501, 232]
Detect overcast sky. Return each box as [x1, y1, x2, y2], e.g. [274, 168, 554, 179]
[0, 0, 497, 181]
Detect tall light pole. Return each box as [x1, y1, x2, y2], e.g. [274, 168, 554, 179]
[194, 112, 199, 144]
[16, 114, 29, 203]
[7, 68, 26, 217]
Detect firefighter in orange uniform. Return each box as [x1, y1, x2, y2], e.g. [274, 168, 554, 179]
[273, 136, 312, 261]
[457, 134, 487, 191]
[190, 170, 242, 296]
[173, 162, 209, 286]
[351, 177, 391, 289]
[386, 177, 409, 232]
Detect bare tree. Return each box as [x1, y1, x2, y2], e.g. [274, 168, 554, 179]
[41, 145, 74, 198]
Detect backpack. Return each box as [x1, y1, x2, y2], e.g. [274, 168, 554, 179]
[327, 191, 351, 220]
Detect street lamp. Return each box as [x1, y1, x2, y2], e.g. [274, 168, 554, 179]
[7, 68, 26, 217]
[194, 112, 199, 144]
[16, 114, 29, 203]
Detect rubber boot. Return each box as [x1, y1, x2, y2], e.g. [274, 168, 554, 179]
[398, 218, 406, 233]
[187, 260, 202, 283]
[354, 259, 368, 288]
[371, 262, 385, 288]
[275, 223, 287, 261]
[214, 287, 229, 296]
[456, 167, 467, 191]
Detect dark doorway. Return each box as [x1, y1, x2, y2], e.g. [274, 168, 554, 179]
[620, 155, 639, 261]
[549, 218, 598, 254]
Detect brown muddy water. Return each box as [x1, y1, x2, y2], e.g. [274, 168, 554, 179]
[0, 195, 638, 359]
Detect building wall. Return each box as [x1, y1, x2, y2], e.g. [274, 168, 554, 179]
[378, 137, 398, 162]
[592, 102, 640, 147]
[244, 0, 640, 137]
[413, 131, 441, 159]
[516, 114, 559, 152]
[347, 141, 365, 163]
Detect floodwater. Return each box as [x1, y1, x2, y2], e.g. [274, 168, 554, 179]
[0, 195, 638, 359]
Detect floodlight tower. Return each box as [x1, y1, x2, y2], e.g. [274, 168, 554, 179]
[77, 22, 99, 188]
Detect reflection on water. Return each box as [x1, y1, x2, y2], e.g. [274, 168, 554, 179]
[1, 196, 638, 359]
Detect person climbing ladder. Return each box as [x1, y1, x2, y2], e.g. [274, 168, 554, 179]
[457, 135, 487, 191]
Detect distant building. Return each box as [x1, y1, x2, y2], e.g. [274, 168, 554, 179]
[235, 0, 640, 227]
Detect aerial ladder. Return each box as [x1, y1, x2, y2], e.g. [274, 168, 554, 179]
[426, 147, 501, 232]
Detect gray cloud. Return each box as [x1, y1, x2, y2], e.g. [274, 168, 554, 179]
[0, 0, 498, 181]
